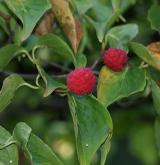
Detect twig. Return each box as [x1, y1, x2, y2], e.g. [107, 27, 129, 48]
[43, 60, 71, 72]
[0, 70, 36, 79]
[0, 70, 99, 80]
[91, 57, 101, 70]
[0, 70, 68, 79]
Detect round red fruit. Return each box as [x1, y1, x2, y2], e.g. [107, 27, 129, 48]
[103, 48, 128, 71]
[67, 67, 96, 96]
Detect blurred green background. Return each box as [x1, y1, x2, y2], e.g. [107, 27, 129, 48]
[0, 0, 160, 164]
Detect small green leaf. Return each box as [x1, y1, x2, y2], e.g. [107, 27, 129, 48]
[129, 42, 160, 71]
[151, 80, 160, 116]
[12, 122, 32, 148]
[36, 66, 67, 97]
[106, 24, 138, 51]
[75, 53, 87, 67]
[0, 126, 18, 165]
[0, 44, 23, 70]
[4, 0, 51, 41]
[148, 5, 160, 32]
[97, 66, 146, 106]
[37, 34, 75, 62]
[68, 94, 113, 165]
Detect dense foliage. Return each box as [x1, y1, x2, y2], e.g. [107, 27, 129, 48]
[0, 0, 160, 165]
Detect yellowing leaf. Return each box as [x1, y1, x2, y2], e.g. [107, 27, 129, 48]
[148, 42, 160, 59]
[97, 66, 146, 106]
[51, 0, 83, 53]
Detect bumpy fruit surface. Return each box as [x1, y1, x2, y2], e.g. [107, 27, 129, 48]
[103, 48, 128, 71]
[67, 67, 96, 96]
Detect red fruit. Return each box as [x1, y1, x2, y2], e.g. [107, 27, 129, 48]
[103, 48, 128, 72]
[67, 67, 96, 96]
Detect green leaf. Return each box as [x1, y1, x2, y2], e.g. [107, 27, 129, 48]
[97, 66, 146, 106]
[111, 0, 136, 12]
[68, 94, 113, 165]
[12, 122, 63, 165]
[4, 0, 51, 41]
[100, 139, 111, 165]
[75, 53, 87, 67]
[0, 44, 23, 70]
[37, 34, 75, 62]
[106, 24, 138, 51]
[0, 126, 18, 165]
[27, 133, 63, 165]
[151, 80, 160, 116]
[13, 122, 32, 148]
[75, 0, 92, 14]
[0, 74, 37, 112]
[148, 5, 160, 32]
[36, 66, 66, 97]
[129, 42, 160, 71]
[83, 2, 121, 42]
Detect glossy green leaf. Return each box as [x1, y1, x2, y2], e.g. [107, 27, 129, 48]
[37, 34, 75, 62]
[106, 24, 138, 51]
[97, 66, 146, 106]
[4, 0, 51, 41]
[148, 5, 160, 32]
[0, 44, 23, 70]
[36, 66, 67, 97]
[129, 42, 160, 71]
[68, 94, 113, 165]
[0, 126, 18, 165]
[151, 80, 160, 116]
